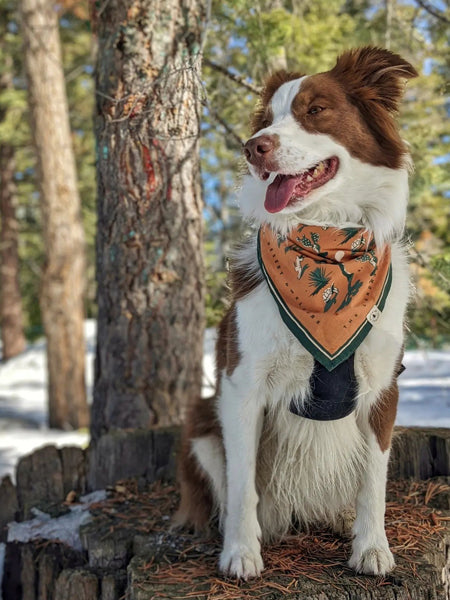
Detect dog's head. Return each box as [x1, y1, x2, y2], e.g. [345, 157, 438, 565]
[240, 47, 417, 245]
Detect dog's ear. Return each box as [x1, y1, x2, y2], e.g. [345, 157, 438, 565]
[331, 47, 418, 113]
[250, 70, 304, 135]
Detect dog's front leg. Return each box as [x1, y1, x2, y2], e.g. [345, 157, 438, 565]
[350, 385, 398, 575]
[218, 371, 264, 579]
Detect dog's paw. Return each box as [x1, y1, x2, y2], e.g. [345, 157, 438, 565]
[349, 546, 395, 575]
[219, 545, 264, 580]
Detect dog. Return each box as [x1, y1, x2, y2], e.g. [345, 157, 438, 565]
[175, 47, 417, 580]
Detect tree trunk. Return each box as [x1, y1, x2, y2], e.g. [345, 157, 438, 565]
[0, 140, 26, 362]
[19, 0, 89, 429]
[92, 0, 206, 439]
[0, 50, 26, 362]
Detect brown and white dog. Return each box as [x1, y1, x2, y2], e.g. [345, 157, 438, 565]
[175, 47, 417, 579]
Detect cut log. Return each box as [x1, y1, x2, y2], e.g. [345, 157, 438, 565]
[16, 445, 87, 519]
[100, 571, 128, 600]
[123, 480, 450, 600]
[54, 569, 98, 599]
[80, 518, 134, 569]
[0, 475, 18, 541]
[86, 427, 179, 490]
[126, 524, 450, 600]
[2, 541, 85, 600]
[390, 427, 450, 480]
[16, 446, 64, 519]
[3, 479, 449, 599]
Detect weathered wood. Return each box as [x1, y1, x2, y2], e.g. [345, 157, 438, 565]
[390, 427, 450, 480]
[3, 475, 449, 599]
[15, 444, 87, 519]
[126, 524, 450, 600]
[16, 445, 64, 519]
[127, 556, 448, 599]
[38, 552, 57, 600]
[86, 427, 179, 490]
[2, 538, 127, 600]
[2, 541, 85, 600]
[0, 475, 18, 541]
[60, 446, 87, 498]
[21, 544, 35, 600]
[54, 569, 98, 600]
[100, 571, 127, 600]
[80, 519, 134, 569]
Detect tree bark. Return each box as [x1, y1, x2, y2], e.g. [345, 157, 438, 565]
[92, 0, 206, 439]
[0, 48, 26, 362]
[0, 143, 26, 361]
[19, 0, 88, 429]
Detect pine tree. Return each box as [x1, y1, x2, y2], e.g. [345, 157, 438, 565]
[0, 33, 26, 360]
[92, 0, 207, 438]
[19, 0, 89, 428]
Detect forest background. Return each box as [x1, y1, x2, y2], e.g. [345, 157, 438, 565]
[0, 0, 449, 350]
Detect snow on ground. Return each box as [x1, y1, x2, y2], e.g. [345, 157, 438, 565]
[397, 350, 450, 428]
[0, 322, 95, 481]
[0, 321, 449, 481]
[7, 490, 106, 552]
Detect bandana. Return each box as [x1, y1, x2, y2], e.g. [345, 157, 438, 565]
[257, 224, 392, 372]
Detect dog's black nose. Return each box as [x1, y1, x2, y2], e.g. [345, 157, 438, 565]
[244, 135, 277, 165]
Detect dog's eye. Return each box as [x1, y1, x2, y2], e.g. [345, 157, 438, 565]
[261, 119, 272, 128]
[308, 106, 324, 115]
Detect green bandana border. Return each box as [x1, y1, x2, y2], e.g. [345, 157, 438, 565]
[257, 228, 393, 372]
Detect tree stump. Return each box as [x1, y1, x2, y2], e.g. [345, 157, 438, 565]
[390, 427, 450, 480]
[126, 511, 450, 600]
[3, 429, 450, 599]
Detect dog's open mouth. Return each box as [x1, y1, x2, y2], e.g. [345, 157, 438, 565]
[264, 157, 339, 213]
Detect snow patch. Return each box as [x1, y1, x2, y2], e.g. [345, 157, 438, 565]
[7, 490, 107, 552]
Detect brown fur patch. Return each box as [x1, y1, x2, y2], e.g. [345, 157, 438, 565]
[291, 73, 399, 168]
[228, 239, 264, 302]
[329, 47, 418, 169]
[251, 70, 303, 134]
[369, 350, 405, 452]
[331, 47, 418, 114]
[216, 304, 241, 378]
[174, 395, 222, 532]
[369, 381, 399, 452]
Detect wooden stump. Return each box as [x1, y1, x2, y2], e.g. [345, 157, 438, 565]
[2, 541, 85, 600]
[390, 427, 450, 480]
[126, 519, 450, 600]
[54, 569, 98, 599]
[3, 429, 450, 599]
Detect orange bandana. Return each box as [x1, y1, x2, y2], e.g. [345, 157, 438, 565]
[258, 224, 392, 371]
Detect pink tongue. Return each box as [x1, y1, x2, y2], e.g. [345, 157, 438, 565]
[265, 174, 307, 213]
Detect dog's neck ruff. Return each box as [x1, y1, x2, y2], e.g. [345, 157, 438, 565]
[257, 223, 392, 371]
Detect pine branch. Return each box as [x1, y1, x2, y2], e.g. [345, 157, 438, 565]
[203, 58, 261, 95]
[414, 0, 450, 24]
[204, 102, 245, 148]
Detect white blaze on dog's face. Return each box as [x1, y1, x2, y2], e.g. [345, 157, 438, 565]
[240, 48, 417, 245]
